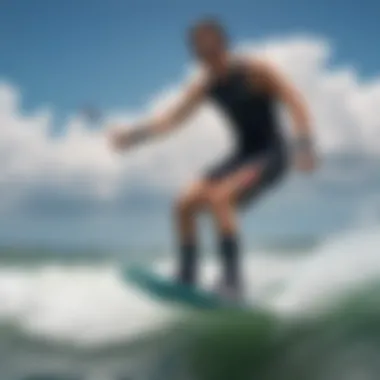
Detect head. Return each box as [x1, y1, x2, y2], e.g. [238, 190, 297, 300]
[188, 18, 229, 64]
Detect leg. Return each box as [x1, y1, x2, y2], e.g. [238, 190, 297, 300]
[206, 161, 267, 293]
[174, 180, 210, 285]
[203, 146, 288, 296]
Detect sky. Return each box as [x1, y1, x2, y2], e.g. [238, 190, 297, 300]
[0, 0, 380, 248]
[1, 0, 379, 120]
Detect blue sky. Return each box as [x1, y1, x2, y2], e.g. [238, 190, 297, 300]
[0, 0, 379, 123]
[0, 0, 380, 248]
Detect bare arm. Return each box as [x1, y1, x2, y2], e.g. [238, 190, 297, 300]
[253, 60, 311, 138]
[110, 78, 207, 150]
[148, 80, 206, 135]
[251, 59, 316, 171]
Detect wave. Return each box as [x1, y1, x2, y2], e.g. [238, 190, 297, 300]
[182, 282, 380, 380]
[1, 226, 380, 345]
[0, 226, 380, 379]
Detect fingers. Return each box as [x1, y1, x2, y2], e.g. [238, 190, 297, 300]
[108, 129, 130, 152]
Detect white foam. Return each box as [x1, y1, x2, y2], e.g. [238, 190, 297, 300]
[0, 226, 380, 346]
[272, 226, 380, 314]
[0, 265, 172, 346]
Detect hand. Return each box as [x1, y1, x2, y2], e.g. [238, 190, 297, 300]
[108, 127, 135, 152]
[294, 149, 317, 172]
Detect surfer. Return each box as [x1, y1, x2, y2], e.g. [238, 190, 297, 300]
[109, 18, 316, 301]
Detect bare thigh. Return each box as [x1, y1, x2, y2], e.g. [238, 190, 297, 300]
[206, 160, 267, 206]
[175, 179, 212, 213]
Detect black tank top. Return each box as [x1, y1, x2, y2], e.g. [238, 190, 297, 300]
[207, 62, 282, 155]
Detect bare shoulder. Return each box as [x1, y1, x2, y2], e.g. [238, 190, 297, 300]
[242, 56, 280, 76]
[236, 55, 290, 96]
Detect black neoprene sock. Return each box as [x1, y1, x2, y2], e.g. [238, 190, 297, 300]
[178, 242, 197, 285]
[219, 234, 241, 290]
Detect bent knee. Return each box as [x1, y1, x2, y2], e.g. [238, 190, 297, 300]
[175, 182, 210, 214]
[175, 195, 197, 215]
[206, 187, 231, 210]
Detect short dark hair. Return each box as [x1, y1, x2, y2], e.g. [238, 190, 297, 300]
[188, 17, 227, 45]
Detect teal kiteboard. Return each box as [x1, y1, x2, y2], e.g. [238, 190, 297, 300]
[123, 265, 244, 310]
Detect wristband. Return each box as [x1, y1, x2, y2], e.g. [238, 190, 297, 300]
[294, 135, 314, 153]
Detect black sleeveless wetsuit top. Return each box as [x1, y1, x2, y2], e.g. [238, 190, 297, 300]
[207, 62, 283, 156]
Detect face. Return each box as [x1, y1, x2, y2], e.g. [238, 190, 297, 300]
[191, 27, 226, 63]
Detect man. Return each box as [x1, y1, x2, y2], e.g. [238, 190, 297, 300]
[109, 18, 315, 301]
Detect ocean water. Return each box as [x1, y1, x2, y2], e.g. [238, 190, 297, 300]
[0, 226, 380, 380]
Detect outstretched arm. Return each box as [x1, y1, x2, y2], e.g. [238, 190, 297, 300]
[109, 79, 207, 151]
[252, 59, 316, 171]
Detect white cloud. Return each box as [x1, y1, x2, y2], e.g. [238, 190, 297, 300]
[0, 36, 380, 212]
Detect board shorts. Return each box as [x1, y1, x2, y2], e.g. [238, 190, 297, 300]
[204, 143, 289, 206]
